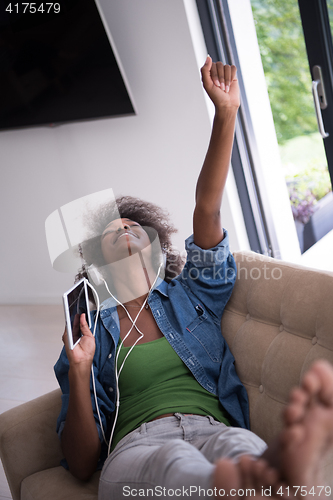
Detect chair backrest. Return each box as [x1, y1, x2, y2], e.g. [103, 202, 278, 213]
[0, 389, 63, 500]
[222, 251, 333, 444]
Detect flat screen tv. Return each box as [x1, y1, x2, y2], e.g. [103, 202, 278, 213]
[0, 0, 135, 131]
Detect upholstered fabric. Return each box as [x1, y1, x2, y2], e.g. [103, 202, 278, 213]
[222, 252, 333, 485]
[0, 390, 63, 500]
[21, 468, 100, 500]
[222, 252, 333, 444]
[1, 251, 333, 499]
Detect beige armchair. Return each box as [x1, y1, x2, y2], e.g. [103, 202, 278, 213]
[1, 251, 333, 500]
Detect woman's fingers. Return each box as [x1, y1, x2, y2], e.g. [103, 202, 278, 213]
[62, 314, 95, 366]
[201, 55, 214, 90]
[62, 327, 68, 346]
[80, 313, 93, 337]
[201, 57, 237, 94]
[62, 315, 93, 350]
[217, 64, 237, 93]
[223, 64, 231, 92]
[230, 64, 237, 83]
[209, 60, 221, 88]
[216, 62, 225, 91]
[209, 61, 226, 89]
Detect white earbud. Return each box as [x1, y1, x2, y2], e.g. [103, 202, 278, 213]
[87, 265, 105, 286]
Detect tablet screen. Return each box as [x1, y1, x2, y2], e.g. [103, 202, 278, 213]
[63, 279, 90, 348]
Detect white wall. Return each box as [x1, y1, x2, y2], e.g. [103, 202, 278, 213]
[1, 0, 248, 304]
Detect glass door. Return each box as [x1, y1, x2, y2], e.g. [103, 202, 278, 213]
[251, 0, 333, 253]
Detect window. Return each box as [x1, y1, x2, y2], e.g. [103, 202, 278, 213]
[196, 0, 333, 264]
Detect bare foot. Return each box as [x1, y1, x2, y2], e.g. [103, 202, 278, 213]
[213, 361, 333, 499]
[283, 387, 309, 426]
[284, 360, 333, 426]
[213, 455, 286, 498]
[301, 360, 333, 406]
[279, 360, 333, 498]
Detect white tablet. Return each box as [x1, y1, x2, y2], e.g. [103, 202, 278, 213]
[62, 277, 92, 350]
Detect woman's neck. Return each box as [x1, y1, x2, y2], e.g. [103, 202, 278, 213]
[106, 252, 158, 305]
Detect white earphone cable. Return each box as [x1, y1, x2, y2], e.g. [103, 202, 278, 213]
[85, 280, 109, 445]
[85, 260, 163, 454]
[101, 263, 162, 455]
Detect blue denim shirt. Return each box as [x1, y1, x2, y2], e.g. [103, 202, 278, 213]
[54, 231, 250, 467]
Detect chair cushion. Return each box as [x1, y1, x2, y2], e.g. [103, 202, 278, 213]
[21, 467, 100, 500]
[222, 251, 333, 445]
[0, 389, 64, 500]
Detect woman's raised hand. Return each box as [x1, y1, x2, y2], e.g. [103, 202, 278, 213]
[201, 56, 240, 111]
[62, 314, 96, 370]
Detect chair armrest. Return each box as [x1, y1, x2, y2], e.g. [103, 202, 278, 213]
[0, 389, 64, 500]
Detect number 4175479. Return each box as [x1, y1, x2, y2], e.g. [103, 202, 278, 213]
[6, 3, 60, 14]
[276, 486, 331, 496]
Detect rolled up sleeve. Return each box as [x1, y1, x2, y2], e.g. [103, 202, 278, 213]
[178, 230, 237, 320]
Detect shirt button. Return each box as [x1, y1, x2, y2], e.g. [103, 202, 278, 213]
[109, 387, 113, 392]
[108, 353, 112, 359]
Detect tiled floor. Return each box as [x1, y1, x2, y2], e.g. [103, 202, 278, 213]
[0, 305, 64, 500]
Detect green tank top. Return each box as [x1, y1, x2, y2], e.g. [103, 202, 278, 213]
[112, 336, 231, 450]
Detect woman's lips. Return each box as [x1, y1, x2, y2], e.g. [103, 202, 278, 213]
[115, 231, 138, 243]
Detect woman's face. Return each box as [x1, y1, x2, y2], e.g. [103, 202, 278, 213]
[100, 218, 151, 264]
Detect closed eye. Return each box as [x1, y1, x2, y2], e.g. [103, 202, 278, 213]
[101, 230, 114, 239]
[101, 222, 141, 239]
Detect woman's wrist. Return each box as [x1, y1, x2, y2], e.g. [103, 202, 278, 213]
[68, 362, 92, 383]
[214, 105, 239, 121]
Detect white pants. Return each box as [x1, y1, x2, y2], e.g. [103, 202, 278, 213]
[99, 413, 267, 499]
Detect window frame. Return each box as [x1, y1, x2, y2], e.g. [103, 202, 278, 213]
[298, 0, 333, 188]
[195, 0, 280, 257]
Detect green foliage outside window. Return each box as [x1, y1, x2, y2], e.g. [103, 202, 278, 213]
[251, 0, 317, 144]
[251, 0, 332, 216]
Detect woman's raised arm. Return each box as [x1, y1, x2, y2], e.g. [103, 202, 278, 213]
[193, 56, 240, 249]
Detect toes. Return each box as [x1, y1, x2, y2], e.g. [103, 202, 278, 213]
[213, 458, 240, 494]
[238, 455, 256, 489]
[286, 361, 333, 426]
[310, 360, 333, 406]
[284, 404, 303, 426]
[284, 388, 309, 425]
[252, 458, 278, 488]
[302, 369, 321, 400]
[289, 387, 309, 407]
[238, 456, 279, 494]
[280, 425, 305, 449]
